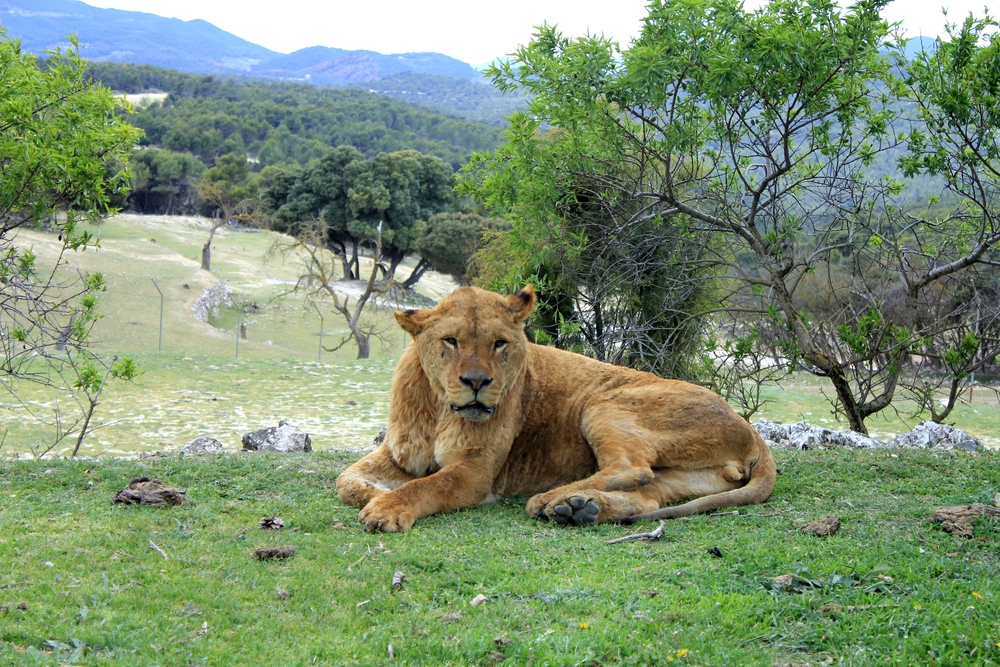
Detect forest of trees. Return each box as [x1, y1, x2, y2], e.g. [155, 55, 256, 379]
[84, 63, 505, 217]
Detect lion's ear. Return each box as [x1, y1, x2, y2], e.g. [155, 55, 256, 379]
[394, 308, 430, 336]
[506, 285, 536, 322]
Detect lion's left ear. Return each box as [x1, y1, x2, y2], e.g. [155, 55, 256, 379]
[394, 308, 431, 336]
[506, 285, 536, 322]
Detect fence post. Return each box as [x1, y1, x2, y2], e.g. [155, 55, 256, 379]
[235, 299, 241, 360]
[150, 278, 164, 352]
[310, 299, 324, 362]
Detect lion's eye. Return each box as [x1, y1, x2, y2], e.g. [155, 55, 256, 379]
[494, 339, 508, 351]
[443, 337, 458, 348]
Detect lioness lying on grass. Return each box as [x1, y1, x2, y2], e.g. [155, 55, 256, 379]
[337, 286, 775, 532]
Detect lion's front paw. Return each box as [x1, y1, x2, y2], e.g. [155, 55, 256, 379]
[357, 495, 416, 532]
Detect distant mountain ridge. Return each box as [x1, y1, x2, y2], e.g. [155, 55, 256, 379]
[0, 0, 481, 84]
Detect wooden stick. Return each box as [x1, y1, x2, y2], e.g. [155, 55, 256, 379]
[148, 540, 169, 560]
[391, 571, 406, 591]
[606, 521, 665, 544]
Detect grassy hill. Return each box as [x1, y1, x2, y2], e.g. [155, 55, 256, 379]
[2, 215, 999, 459]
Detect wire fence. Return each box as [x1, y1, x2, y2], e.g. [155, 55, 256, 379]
[88, 273, 407, 361]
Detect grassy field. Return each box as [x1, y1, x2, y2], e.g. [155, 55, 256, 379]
[3, 215, 1000, 666]
[1, 448, 998, 666]
[2, 214, 451, 457]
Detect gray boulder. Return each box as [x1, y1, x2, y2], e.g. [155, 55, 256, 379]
[181, 436, 226, 455]
[242, 420, 312, 453]
[893, 421, 983, 451]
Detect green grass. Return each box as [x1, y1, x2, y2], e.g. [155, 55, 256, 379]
[1, 448, 998, 666]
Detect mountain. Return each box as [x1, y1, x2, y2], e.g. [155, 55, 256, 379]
[0, 0, 480, 83]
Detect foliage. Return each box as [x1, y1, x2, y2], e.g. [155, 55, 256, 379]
[128, 148, 205, 215]
[86, 62, 504, 177]
[262, 149, 455, 284]
[414, 212, 505, 285]
[0, 31, 142, 454]
[466, 0, 1000, 433]
[353, 71, 528, 125]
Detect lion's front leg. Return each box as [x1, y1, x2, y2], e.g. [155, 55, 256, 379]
[337, 444, 417, 510]
[357, 458, 498, 532]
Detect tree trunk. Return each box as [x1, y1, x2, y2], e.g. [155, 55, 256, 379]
[401, 258, 432, 289]
[386, 249, 405, 280]
[353, 330, 370, 359]
[349, 240, 360, 280]
[828, 371, 869, 435]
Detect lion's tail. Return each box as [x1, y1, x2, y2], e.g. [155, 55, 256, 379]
[619, 434, 776, 525]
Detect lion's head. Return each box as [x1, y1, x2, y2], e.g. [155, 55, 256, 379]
[394, 286, 536, 422]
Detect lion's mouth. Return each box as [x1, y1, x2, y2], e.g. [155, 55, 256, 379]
[450, 401, 495, 415]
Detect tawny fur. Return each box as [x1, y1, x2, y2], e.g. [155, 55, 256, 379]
[336, 285, 776, 532]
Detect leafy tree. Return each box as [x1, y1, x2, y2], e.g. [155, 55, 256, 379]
[1, 33, 141, 453]
[896, 12, 1000, 420]
[466, 0, 1000, 433]
[198, 153, 258, 271]
[128, 148, 205, 214]
[345, 151, 455, 278]
[262, 148, 455, 284]
[413, 212, 503, 286]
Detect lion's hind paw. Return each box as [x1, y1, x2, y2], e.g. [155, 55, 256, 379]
[550, 496, 601, 526]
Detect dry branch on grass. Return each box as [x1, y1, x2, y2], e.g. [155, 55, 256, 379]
[606, 521, 665, 544]
[391, 571, 406, 591]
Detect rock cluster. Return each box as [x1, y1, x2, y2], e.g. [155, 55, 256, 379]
[753, 418, 985, 451]
[892, 421, 982, 451]
[190, 279, 233, 322]
[752, 418, 883, 450]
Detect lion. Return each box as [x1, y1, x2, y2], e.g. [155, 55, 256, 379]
[336, 285, 776, 532]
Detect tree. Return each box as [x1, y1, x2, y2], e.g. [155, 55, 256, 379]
[262, 148, 455, 284]
[1, 32, 141, 453]
[283, 220, 396, 359]
[127, 148, 205, 214]
[345, 150, 456, 279]
[198, 152, 257, 271]
[413, 212, 503, 285]
[466, 0, 1000, 433]
[896, 12, 1000, 421]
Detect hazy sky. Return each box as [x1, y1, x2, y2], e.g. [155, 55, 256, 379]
[84, 0, 993, 65]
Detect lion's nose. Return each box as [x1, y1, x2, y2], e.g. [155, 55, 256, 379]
[459, 373, 493, 393]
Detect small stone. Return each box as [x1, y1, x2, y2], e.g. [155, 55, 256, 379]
[242, 421, 312, 453]
[771, 574, 795, 586]
[181, 437, 225, 455]
[801, 515, 841, 536]
[470, 594, 487, 607]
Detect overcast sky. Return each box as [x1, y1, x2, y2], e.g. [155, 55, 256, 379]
[84, 0, 994, 65]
